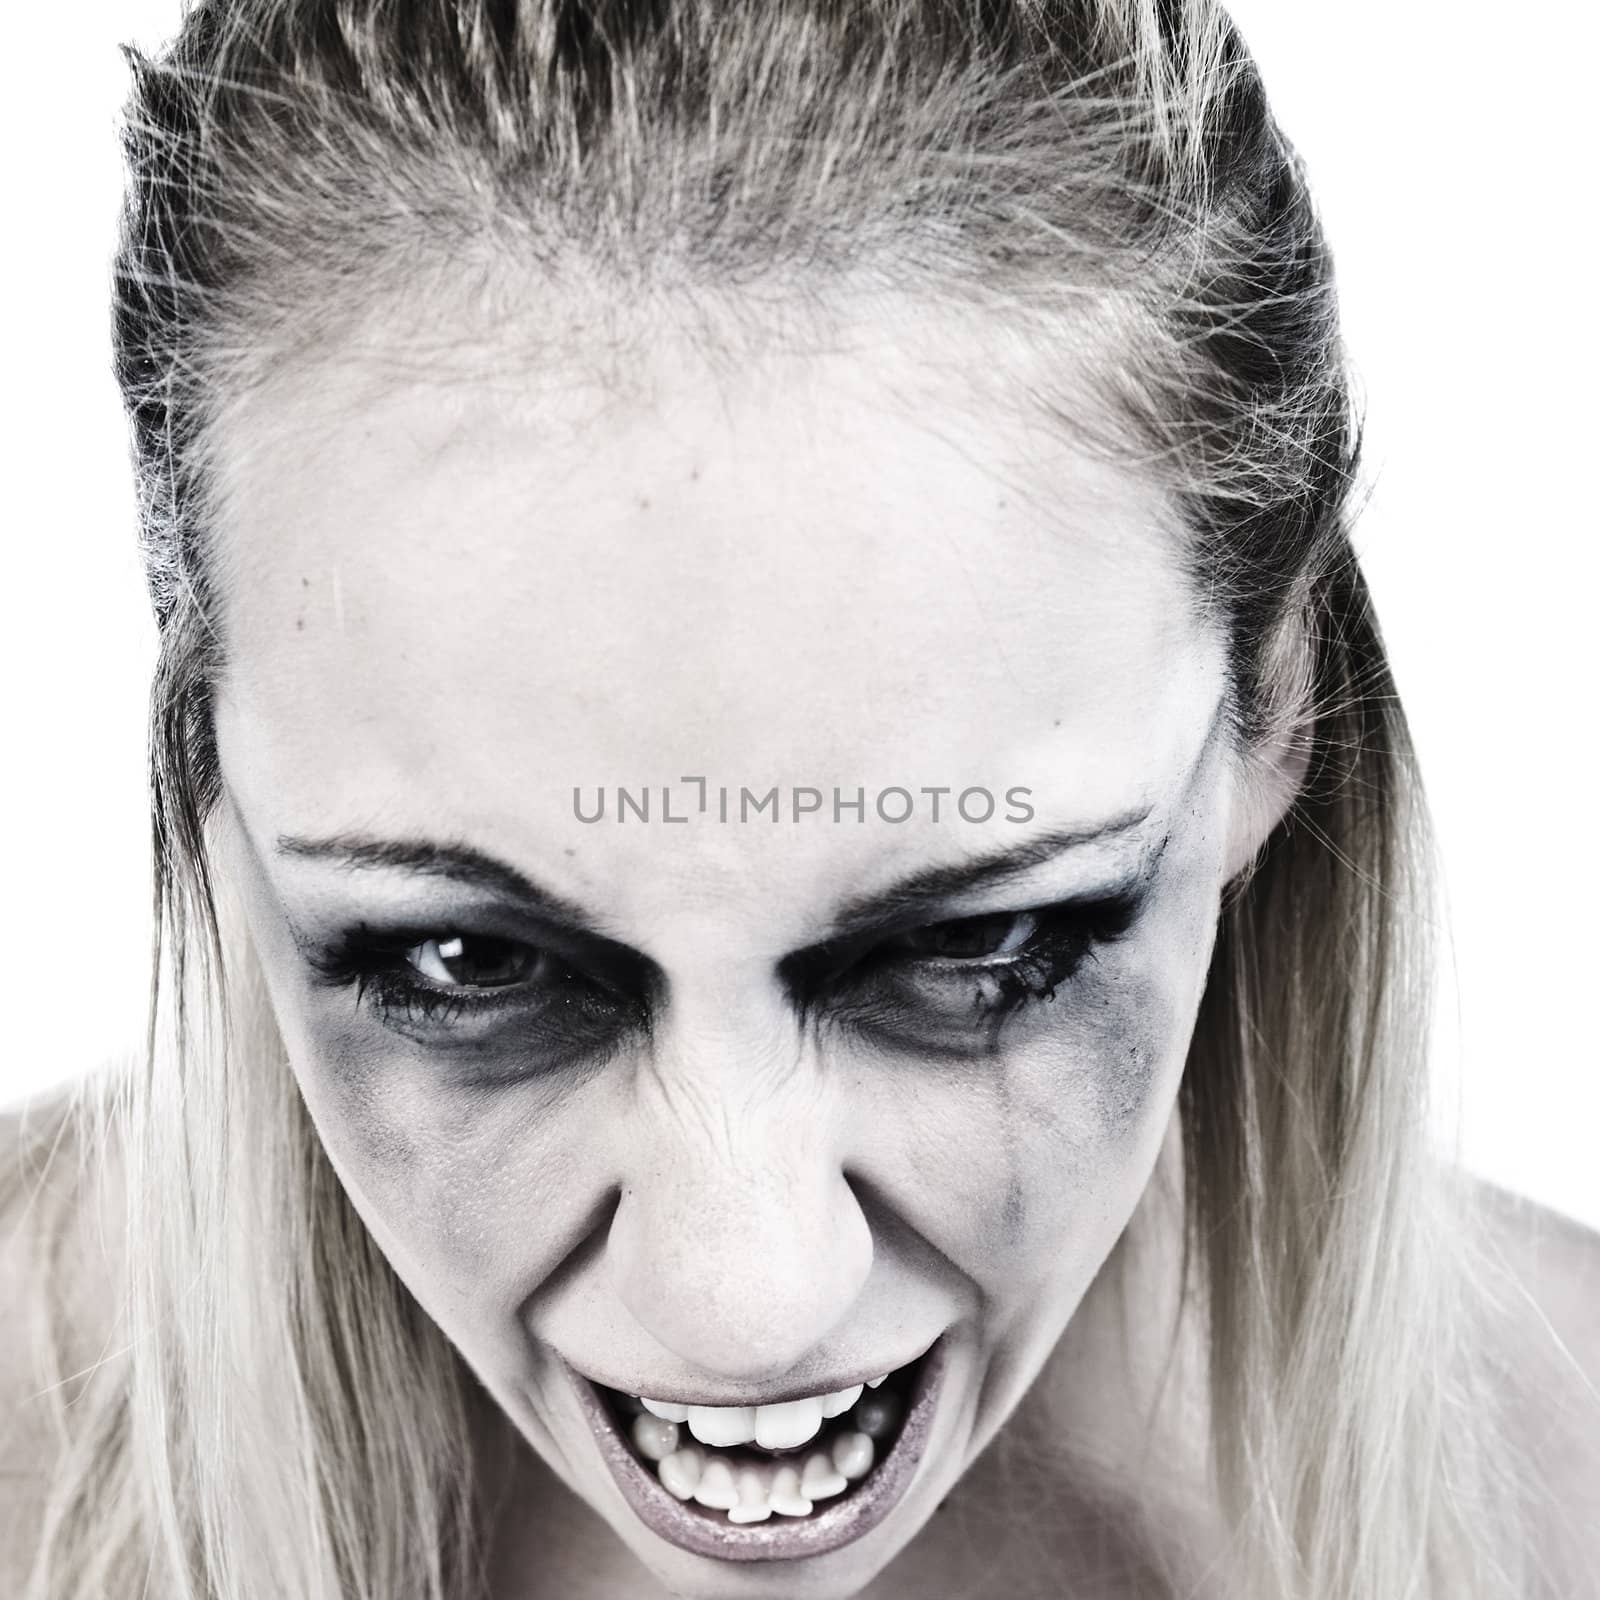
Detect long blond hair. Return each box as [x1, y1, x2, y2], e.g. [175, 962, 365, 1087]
[11, 1, 1538, 1594]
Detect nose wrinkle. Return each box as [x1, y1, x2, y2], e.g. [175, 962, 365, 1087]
[608, 1154, 874, 1382]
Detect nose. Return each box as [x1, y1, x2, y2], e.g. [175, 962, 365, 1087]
[606, 1089, 874, 1383]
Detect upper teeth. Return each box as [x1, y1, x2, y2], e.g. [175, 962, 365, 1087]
[639, 1398, 690, 1423]
[638, 1376, 888, 1449]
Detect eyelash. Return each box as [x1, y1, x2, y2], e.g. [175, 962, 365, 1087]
[305, 927, 629, 1033]
[934, 910, 1103, 1015]
[825, 894, 1139, 1030]
[306, 894, 1140, 1043]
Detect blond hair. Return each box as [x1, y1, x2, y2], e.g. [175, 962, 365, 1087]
[11, 1, 1537, 1594]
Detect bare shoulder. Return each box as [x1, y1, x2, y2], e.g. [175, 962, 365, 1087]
[0, 1088, 125, 1590]
[1471, 1173, 1600, 1384]
[1465, 1173, 1600, 1593]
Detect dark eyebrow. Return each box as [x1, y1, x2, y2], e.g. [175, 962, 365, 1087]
[274, 833, 622, 942]
[274, 704, 1226, 1009]
[816, 807, 1157, 944]
[275, 694, 1226, 945]
[277, 805, 1150, 928]
[278, 807, 1156, 949]
[813, 689, 1230, 943]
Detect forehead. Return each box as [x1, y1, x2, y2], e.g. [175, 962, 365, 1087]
[210, 310, 1226, 935]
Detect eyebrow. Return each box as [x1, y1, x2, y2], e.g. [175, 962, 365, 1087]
[275, 832, 620, 938]
[274, 805, 1157, 950]
[273, 689, 1228, 952]
[818, 807, 1158, 942]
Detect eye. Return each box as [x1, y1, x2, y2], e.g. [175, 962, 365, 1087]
[876, 904, 1094, 1011]
[792, 892, 1144, 1056]
[879, 909, 1039, 962]
[304, 920, 648, 1064]
[405, 933, 547, 988]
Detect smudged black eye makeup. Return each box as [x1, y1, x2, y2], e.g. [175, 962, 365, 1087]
[302, 887, 1143, 1067]
[304, 921, 650, 1059]
[875, 894, 1138, 1014]
[784, 890, 1144, 1058]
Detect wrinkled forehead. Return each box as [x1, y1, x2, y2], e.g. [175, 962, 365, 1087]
[209, 311, 1228, 943]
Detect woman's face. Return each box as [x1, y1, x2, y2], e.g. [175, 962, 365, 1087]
[211, 312, 1278, 1599]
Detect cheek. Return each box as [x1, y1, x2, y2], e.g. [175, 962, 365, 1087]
[269, 977, 617, 1344]
[853, 883, 1217, 1304]
[223, 864, 616, 1334]
[1002, 965, 1181, 1236]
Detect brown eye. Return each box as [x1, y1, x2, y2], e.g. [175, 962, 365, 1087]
[886, 910, 1038, 962]
[403, 933, 546, 989]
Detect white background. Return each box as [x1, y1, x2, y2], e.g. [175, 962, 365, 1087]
[2, 4, 1595, 1228]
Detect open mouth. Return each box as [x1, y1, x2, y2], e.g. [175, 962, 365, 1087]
[571, 1338, 946, 1562]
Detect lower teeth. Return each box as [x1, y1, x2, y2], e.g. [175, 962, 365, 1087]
[618, 1381, 905, 1524]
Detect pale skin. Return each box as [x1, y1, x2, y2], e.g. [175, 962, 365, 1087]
[205, 305, 1296, 1599]
[5, 305, 1596, 1599]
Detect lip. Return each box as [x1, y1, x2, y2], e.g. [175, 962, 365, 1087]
[568, 1337, 948, 1563]
[564, 1360, 924, 1411]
